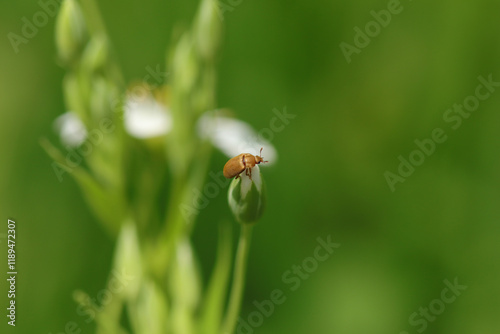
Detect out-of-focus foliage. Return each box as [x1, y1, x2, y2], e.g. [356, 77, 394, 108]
[1, 0, 500, 333]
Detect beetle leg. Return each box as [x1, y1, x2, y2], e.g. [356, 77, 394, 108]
[248, 167, 252, 180]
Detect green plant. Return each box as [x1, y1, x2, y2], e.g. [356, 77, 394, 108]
[42, 0, 271, 333]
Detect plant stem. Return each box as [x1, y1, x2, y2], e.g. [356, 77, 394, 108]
[147, 141, 212, 279]
[222, 224, 253, 334]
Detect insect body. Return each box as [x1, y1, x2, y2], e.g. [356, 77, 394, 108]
[223, 148, 268, 179]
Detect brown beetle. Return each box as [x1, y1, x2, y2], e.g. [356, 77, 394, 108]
[223, 148, 268, 179]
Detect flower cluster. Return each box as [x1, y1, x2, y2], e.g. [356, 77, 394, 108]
[43, 1, 274, 333]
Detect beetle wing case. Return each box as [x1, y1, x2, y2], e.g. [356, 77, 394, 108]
[223, 154, 246, 178]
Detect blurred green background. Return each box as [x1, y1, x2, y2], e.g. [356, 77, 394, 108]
[1, 0, 500, 333]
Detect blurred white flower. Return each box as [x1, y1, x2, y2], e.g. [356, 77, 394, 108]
[124, 92, 172, 139]
[197, 111, 277, 165]
[54, 111, 87, 147]
[54, 104, 278, 167]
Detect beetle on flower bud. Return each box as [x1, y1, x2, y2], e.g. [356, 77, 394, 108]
[223, 148, 268, 180]
[227, 164, 266, 224]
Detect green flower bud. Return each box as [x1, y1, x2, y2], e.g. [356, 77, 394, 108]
[63, 72, 89, 126]
[112, 220, 142, 301]
[134, 280, 169, 334]
[81, 35, 109, 72]
[90, 75, 118, 121]
[194, 0, 221, 61]
[55, 0, 88, 64]
[171, 34, 198, 97]
[228, 165, 266, 224]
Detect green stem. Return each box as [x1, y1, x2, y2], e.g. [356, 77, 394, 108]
[222, 224, 253, 334]
[148, 141, 213, 279]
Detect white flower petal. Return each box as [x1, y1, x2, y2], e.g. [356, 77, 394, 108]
[197, 111, 277, 165]
[240, 165, 262, 200]
[54, 111, 87, 147]
[124, 93, 172, 139]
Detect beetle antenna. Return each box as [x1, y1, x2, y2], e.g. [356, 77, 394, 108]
[259, 147, 268, 163]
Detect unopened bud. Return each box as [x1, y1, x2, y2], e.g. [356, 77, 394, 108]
[55, 0, 88, 64]
[227, 165, 266, 224]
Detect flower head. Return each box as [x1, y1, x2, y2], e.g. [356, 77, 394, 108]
[124, 90, 172, 139]
[197, 111, 278, 165]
